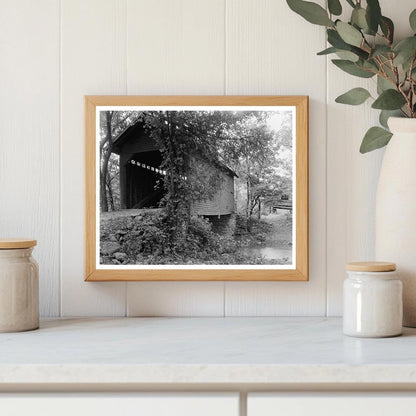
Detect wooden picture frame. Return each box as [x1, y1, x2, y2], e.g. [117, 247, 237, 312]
[85, 96, 308, 281]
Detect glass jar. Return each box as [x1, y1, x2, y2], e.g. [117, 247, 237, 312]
[0, 239, 39, 332]
[343, 261, 402, 338]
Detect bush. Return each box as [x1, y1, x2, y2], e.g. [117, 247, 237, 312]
[100, 210, 279, 265]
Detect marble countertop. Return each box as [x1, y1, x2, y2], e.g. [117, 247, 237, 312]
[1, 317, 416, 387]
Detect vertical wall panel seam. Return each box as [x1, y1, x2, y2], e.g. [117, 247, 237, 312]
[239, 392, 247, 416]
[224, 0, 227, 96]
[223, 0, 227, 317]
[325, 53, 328, 317]
[59, 0, 63, 317]
[124, 0, 129, 317]
[325, 29, 329, 317]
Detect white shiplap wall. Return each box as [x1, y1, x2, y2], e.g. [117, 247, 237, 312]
[0, 0, 414, 317]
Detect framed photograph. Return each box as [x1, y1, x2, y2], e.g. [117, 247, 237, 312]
[85, 96, 308, 281]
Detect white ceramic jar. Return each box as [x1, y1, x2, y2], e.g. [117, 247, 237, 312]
[343, 262, 402, 338]
[0, 239, 39, 332]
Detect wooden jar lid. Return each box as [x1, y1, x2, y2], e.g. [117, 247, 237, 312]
[0, 239, 37, 249]
[346, 261, 396, 272]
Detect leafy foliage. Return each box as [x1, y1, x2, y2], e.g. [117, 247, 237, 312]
[335, 88, 371, 105]
[372, 89, 407, 110]
[100, 211, 289, 265]
[328, 0, 342, 16]
[286, 0, 416, 152]
[410, 9, 416, 33]
[287, 0, 333, 26]
[360, 127, 392, 153]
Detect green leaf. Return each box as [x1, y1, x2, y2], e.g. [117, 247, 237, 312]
[363, 59, 379, 71]
[328, 0, 342, 16]
[377, 75, 394, 94]
[336, 21, 363, 47]
[332, 59, 375, 78]
[393, 36, 416, 66]
[317, 47, 337, 55]
[351, 7, 369, 31]
[366, 0, 382, 33]
[372, 89, 407, 110]
[335, 88, 371, 105]
[317, 46, 359, 61]
[380, 16, 394, 43]
[336, 50, 359, 61]
[327, 29, 350, 49]
[370, 45, 391, 58]
[410, 9, 416, 32]
[287, 0, 334, 26]
[360, 127, 392, 153]
[379, 110, 402, 129]
[327, 29, 369, 60]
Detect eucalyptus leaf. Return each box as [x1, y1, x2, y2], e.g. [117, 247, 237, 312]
[377, 75, 394, 95]
[379, 110, 402, 129]
[350, 45, 370, 60]
[360, 127, 392, 153]
[335, 88, 371, 105]
[370, 45, 391, 58]
[351, 7, 369, 31]
[363, 59, 379, 71]
[317, 47, 337, 55]
[332, 59, 375, 78]
[327, 29, 351, 50]
[336, 50, 359, 62]
[336, 21, 363, 47]
[327, 29, 368, 59]
[410, 9, 416, 32]
[372, 89, 407, 110]
[328, 0, 342, 16]
[402, 56, 415, 73]
[380, 16, 394, 43]
[287, 0, 334, 26]
[393, 36, 416, 66]
[366, 0, 382, 33]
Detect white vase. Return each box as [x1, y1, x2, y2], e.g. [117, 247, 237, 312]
[376, 117, 416, 327]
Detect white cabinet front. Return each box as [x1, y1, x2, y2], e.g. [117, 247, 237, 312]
[0, 393, 239, 416]
[248, 393, 416, 416]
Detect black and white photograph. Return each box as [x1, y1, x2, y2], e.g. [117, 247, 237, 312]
[97, 106, 295, 268]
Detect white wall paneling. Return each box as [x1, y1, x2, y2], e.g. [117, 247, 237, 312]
[0, 393, 239, 416]
[0, 0, 60, 316]
[60, 0, 127, 316]
[127, 282, 225, 316]
[224, 0, 327, 316]
[1, 0, 413, 317]
[125, 0, 226, 316]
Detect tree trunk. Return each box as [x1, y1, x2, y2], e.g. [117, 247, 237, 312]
[100, 112, 114, 213]
[100, 150, 111, 212]
[106, 174, 115, 211]
[257, 198, 261, 219]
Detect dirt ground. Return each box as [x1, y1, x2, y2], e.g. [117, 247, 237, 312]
[261, 210, 293, 246]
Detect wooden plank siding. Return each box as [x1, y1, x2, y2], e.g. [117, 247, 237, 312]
[191, 161, 235, 217]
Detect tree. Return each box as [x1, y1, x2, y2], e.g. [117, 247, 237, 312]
[218, 112, 278, 228]
[99, 111, 140, 212]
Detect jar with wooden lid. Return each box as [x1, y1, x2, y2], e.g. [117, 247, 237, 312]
[0, 239, 39, 332]
[343, 262, 402, 338]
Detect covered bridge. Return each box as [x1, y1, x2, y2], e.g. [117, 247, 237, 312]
[111, 121, 237, 231]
